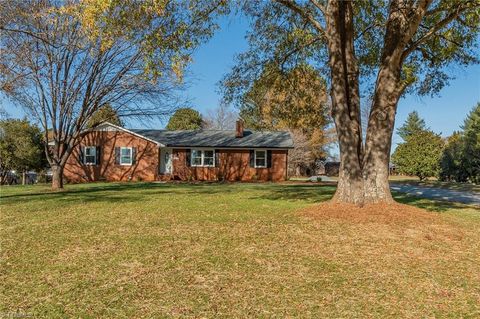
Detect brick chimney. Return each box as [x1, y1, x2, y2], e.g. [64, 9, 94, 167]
[235, 119, 244, 138]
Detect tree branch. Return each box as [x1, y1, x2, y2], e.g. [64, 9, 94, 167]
[309, 0, 326, 16]
[273, 0, 326, 37]
[0, 26, 57, 47]
[403, 3, 474, 58]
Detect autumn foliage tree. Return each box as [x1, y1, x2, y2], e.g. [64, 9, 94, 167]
[1, 0, 227, 189]
[224, 0, 480, 205]
[225, 64, 332, 175]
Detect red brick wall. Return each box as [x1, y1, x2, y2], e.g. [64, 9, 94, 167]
[172, 149, 288, 182]
[64, 131, 159, 183]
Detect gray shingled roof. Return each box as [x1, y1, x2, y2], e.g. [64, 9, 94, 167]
[130, 129, 294, 149]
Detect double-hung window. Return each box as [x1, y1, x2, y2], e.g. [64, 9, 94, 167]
[191, 149, 215, 167]
[120, 147, 133, 165]
[191, 149, 203, 166]
[203, 150, 214, 166]
[84, 146, 97, 165]
[254, 150, 267, 168]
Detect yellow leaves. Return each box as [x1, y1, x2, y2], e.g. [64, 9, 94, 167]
[171, 55, 191, 82]
[19, 0, 215, 82]
[143, 0, 168, 16]
[79, 0, 113, 24]
[74, 0, 114, 47]
[401, 63, 418, 87]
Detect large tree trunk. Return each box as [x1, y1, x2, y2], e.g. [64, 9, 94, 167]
[362, 85, 397, 203]
[51, 164, 64, 190]
[48, 140, 74, 190]
[362, 64, 403, 203]
[326, 0, 367, 205]
[323, 0, 427, 205]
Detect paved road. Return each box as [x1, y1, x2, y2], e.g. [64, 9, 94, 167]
[390, 183, 480, 206]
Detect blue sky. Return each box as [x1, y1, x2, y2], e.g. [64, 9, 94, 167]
[2, 15, 479, 154]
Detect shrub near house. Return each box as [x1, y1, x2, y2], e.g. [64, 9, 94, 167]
[63, 121, 293, 183]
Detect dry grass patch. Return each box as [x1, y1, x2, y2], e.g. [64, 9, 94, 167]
[299, 202, 480, 317]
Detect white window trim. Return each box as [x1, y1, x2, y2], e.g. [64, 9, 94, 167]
[84, 146, 97, 165]
[120, 147, 133, 166]
[190, 148, 215, 167]
[254, 149, 267, 168]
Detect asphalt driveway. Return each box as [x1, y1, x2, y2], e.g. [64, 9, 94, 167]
[390, 183, 480, 206]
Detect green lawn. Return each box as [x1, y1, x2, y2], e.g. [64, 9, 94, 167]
[1, 182, 479, 318]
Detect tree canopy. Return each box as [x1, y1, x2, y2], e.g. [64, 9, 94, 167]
[0, 118, 46, 184]
[166, 108, 204, 130]
[225, 1, 479, 99]
[439, 131, 467, 182]
[236, 64, 329, 131]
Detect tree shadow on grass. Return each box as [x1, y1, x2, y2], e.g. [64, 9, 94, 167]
[250, 184, 336, 203]
[393, 191, 478, 212]
[0, 182, 240, 206]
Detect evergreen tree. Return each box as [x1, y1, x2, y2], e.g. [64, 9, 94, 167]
[166, 108, 203, 130]
[439, 132, 467, 182]
[461, 103, 480, 183]
[392, 130, 444, 181]
[439, 103, 480, 184]
[397, 111, 427, 141]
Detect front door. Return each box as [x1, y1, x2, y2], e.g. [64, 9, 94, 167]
[160, 148, 172, 174]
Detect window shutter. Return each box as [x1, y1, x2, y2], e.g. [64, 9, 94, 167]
[186, 149, 191, 167]
[79, 146, 84, 164]
[96, 146, 101, 165]
[115, 147, 120, 165]
[215, 149, 220, 167]
[267, 150, 272, 168]
[249, 150, 255, 168]
[132, 147, 137, 165]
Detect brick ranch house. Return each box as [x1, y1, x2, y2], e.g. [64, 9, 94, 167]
[63, 121, 294, 183]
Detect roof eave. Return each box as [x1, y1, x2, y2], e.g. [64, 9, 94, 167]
[89, 122, 165, 147]
[164, 144, 294, 149]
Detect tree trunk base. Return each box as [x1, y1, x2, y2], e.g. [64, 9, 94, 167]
[332, 174, 394, 206]
[51, 166, 64, 190]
